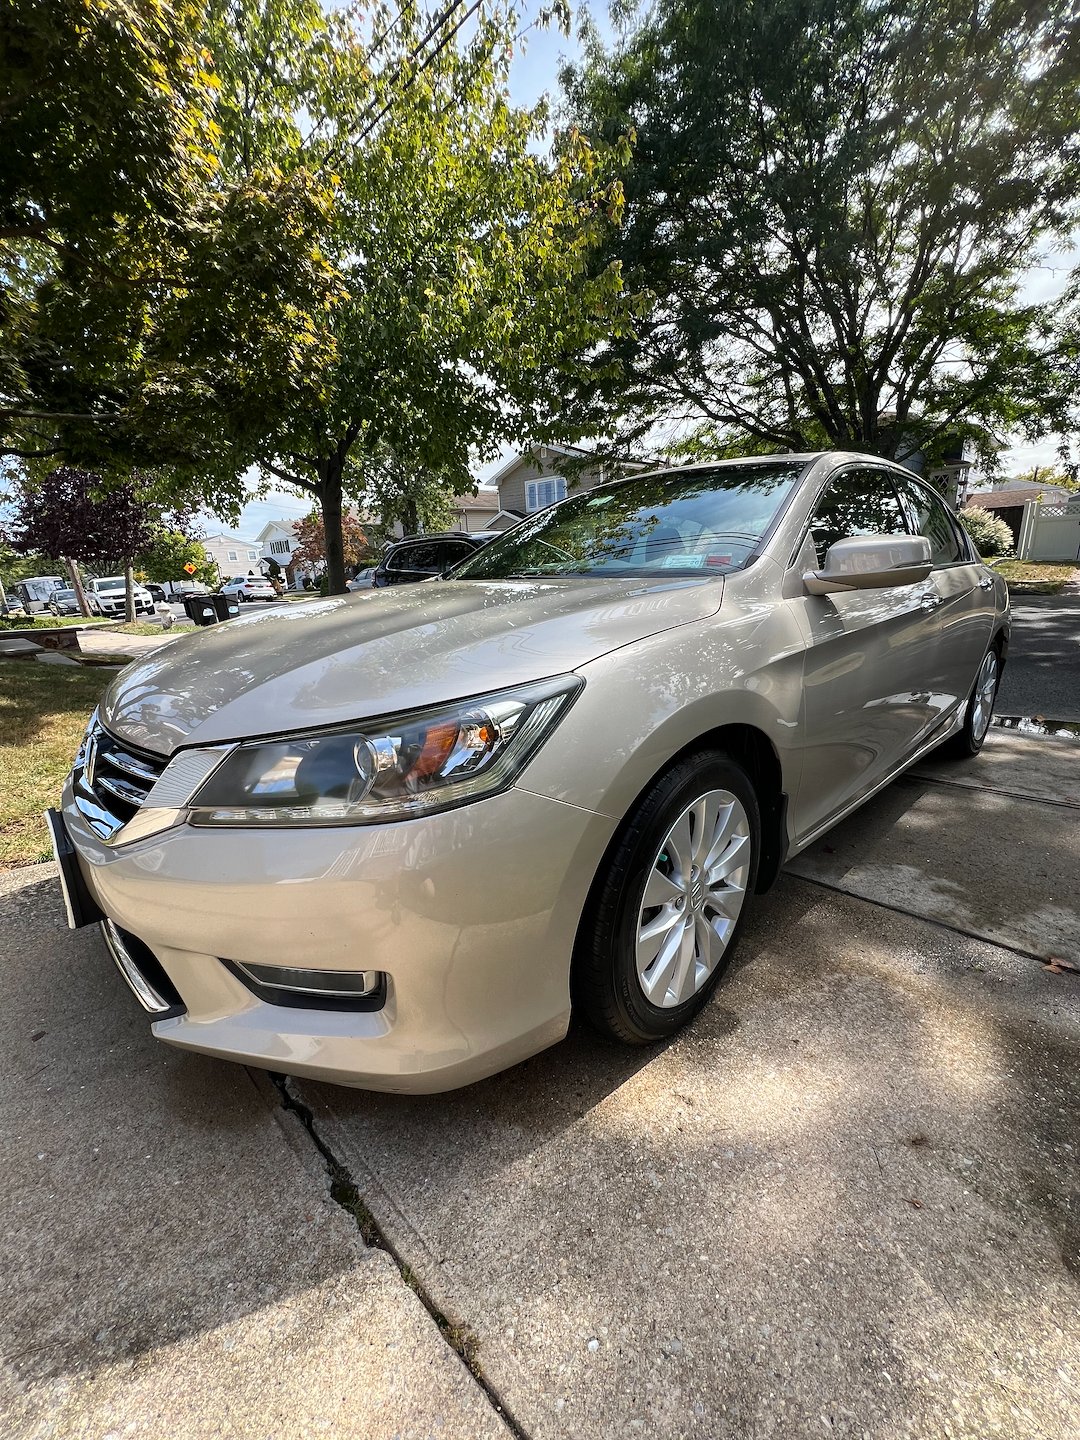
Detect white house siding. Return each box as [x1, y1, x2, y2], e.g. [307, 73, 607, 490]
[201, 533, 262, 576]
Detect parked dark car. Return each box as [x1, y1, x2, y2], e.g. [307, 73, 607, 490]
[47, 588, 85, 617]
[371, 531, 499, 587]
[144, 584, 168, 604]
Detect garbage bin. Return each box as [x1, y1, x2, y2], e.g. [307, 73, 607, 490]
[182, 593, 240, 625]
[211, 593, 241, 621]
[183, 594, 219, 626]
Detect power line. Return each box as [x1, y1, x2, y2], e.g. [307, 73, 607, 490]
[320, 0, 479, 170]
[353, 0, 483, 145]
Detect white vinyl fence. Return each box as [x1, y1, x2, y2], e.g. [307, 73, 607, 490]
[1017, 494, 1080, 562]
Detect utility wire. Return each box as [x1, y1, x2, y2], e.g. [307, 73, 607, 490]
[353, 0, 483, 145]
[320, 0, 472, 171]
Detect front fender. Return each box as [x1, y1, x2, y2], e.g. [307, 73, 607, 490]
[517, 598, 806, 825]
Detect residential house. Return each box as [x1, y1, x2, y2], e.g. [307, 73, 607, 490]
[200, 531, 262, 579]
[257, 512, 376, 588]
[255, 518, 318, 589]
[448, 488, 502, 533]
[485, 444, 650, 525]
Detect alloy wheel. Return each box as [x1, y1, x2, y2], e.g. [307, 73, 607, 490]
[972, 650, 998, 743]
[635, 789, 751, 1009]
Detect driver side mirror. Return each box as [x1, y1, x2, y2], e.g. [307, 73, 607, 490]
[804, 534, 932, 595]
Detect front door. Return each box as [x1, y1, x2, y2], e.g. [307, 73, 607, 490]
[892, 475, 991, 727]
[792, 466, 944, 841]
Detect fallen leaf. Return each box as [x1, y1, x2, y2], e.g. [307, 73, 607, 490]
[906, 1198, 923, 1210]
[1043, 956, 1079, 976]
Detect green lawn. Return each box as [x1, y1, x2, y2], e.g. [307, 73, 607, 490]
[0, 663, 107, 868]
[990, 559, 1078, 593]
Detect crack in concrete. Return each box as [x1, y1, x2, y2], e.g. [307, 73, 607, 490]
[786, 870, 1057, 965]
[269, 1073, 529, 1440]
[908, 771, 1080, 810]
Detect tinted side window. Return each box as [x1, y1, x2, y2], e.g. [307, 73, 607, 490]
[893, 478, 963, 565]
[388, 542, 443, 572]
[808, 468, 907, 564]
[439, 542, 476, 570]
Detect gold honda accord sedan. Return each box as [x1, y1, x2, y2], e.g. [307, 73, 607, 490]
[48, 453, 1009, 1092]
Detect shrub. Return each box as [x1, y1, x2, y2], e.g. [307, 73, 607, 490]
[959, 505, 1014, 557]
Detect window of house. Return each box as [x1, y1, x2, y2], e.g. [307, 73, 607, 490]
[525, 476, 567, 512]
[892, 476, 965, 566]
[248, 549, 258, 559]
[227, 549, 238, 561]
[807, 468, 907, 564]
[270, 539, 291, 555]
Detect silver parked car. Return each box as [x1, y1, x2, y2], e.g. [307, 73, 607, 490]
[48, 453, 1008, 1092]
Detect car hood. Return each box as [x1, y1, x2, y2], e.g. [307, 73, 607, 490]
[100, 575, 723, 755]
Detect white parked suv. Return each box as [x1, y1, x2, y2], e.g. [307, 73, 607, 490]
[221, 575, 277, 603]
[88, 576, 156, 618]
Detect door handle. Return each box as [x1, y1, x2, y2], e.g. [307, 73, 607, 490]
[919, 592, 942, 610]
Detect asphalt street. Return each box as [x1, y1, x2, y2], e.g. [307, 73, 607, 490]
[996, 593, 1080, 721]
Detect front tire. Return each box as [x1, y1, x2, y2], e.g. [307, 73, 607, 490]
[574, 750, 760, 1045]
[940, 645, 1000, 758]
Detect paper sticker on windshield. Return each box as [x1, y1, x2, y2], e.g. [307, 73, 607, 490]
[660, 553, 706, 568]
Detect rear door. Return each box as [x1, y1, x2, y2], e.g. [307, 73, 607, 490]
[792, 465, 944, 840]
[892, 475, 992, 725]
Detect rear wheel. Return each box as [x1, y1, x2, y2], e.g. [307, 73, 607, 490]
[941, 645, 1000, 758]
[574, 751, 760, 1044]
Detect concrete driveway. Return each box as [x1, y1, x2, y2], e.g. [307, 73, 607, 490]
[2, 726, 1077, 1438]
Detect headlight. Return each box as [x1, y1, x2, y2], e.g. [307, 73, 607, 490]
[187, 676, 582, 827]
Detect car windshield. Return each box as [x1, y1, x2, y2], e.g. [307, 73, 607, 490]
[450, 463, 806, 581]
[55, 590, 76, 601]
[96, 578, 124, 591]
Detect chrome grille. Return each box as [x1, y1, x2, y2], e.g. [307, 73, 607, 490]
[73, 718, 168, 840]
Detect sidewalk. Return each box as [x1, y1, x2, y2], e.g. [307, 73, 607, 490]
[1, 729, 1077, 1438]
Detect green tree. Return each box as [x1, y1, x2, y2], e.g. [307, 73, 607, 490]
[1, 0, 339, 482]
[136, 527, 220, 588]
[203, 0, 635, 591]
[562, 0, 1080, 466]
[1006, 466, 1080, 492]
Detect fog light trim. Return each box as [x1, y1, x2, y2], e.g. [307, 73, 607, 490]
[223, 959, 386, 1012]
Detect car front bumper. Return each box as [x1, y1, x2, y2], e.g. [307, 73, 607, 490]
[61, 780, 616, 1092]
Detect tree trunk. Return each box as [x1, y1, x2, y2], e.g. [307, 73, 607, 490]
[401, 496, 420, 535]
[320, 457, 347, 595]
[64, 556, 92, 617]
[124, 562, 136, 623]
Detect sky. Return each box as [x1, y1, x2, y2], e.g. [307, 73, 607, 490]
[228, 1, 1073, 537]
